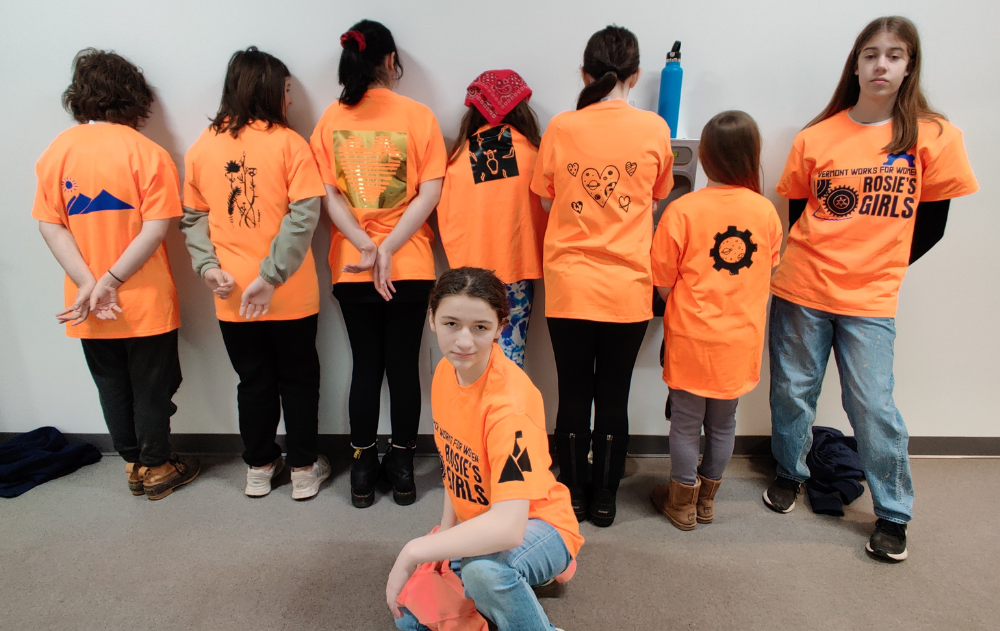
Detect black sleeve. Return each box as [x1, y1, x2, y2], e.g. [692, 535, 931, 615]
[788, 199, 807, 228]
[909, 199, 951, 265]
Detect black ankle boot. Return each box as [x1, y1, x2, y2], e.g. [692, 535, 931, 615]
[554, 430, 591, 522]
[589, 433, 629, 527]
[350, 443, 379, 508]
[379, 440, 417, 506]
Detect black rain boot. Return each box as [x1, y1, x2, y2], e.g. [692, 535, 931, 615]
[379, 440, 417, 506]
[589, 433, 629, 527]
[554, 430, 591, 522]
[350, 443, 379, 508]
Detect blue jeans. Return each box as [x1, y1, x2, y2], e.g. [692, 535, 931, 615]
[395, 518, 571, 631]
[768, 296, 913, 524]
[498, 280, 534, 368]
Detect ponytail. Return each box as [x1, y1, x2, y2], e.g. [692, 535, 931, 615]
[576, 26, 640, 110]
[337, 20, 402, 107]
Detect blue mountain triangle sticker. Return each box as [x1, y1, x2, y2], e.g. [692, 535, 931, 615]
[67, 189, 134, 216]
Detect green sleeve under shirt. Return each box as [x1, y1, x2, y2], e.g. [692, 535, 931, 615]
[180, 196, 322, 285]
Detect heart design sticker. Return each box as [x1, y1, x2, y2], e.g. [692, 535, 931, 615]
[571, 201, 583, 214]
[580, 165, 620, 208]
[567, 163, 579, 177]
[618, 195, 631, 212]
[625, 161, 637, 177]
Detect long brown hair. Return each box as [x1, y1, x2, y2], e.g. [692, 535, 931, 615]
[576, 26, 640, 110]
[699, 111, 762, 194]
[448, 101, 542, 162]
[429, 267, 509, 326]
[808, 16, 944, 153]
[210, 47, 289, 138]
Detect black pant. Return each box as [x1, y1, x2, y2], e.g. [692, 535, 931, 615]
[81, 330, 182, 467]
[338, 295, 427, 448]
[219, 315, 320, 468]
[546, 318, 648, 437]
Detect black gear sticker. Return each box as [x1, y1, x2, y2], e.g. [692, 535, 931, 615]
[815, 178, 831, 199]
[823, 185, 858, 217]
[710, 226, 757, 275]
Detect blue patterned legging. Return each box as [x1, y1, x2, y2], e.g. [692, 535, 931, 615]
[498, 280, 534, 368]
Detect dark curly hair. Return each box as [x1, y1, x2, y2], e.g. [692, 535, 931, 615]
[62, 48, 153, 128]
[429, 267, 509, 326]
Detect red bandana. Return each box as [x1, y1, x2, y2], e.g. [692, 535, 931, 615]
[464, 70, 532, 126]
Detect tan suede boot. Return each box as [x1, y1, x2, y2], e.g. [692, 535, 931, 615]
[126, 462, 146, 496]
[696, 475, 723, 524]
[650, 477, 701, 531]
[142, 455, 200, 500]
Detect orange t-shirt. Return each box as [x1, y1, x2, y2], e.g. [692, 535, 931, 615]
[431, 344, 584, 559]
[309, 88, 447, 284]
[773, 110, 979, 317]
[183, 122, 327, 322]
[530, 100, 674, 322]
[31, 123, 181, 339]
[437, 125, 547, 284]
[652, 186, 783, 399]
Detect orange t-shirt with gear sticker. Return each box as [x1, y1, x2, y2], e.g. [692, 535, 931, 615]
[183, 123, 327, 322]
[309, 88, 447, 284]
[32, 123, 182, 339]
[530, 100, 674, 322]
[773, 110, 978, 317]
[652, 186, 783, 399]
[431, 344, 584, 559]
[437, 125, 547, 284]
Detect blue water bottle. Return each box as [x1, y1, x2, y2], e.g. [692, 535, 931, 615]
[657, 41, 683, 139]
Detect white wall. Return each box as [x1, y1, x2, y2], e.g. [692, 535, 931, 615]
[1, 0, 997, 439]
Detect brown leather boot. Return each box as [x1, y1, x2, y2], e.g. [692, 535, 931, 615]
[650, 478, 700, 531]
[126, 462, 146, 496]
[696, 475, 723, 524]
[143, 455, 200, 500]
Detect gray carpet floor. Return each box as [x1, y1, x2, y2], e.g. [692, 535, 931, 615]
[1, 455, 997, 630]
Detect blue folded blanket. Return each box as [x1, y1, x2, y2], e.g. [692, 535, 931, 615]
[0, 426, 102, 498]
[805, 426, 865, 516]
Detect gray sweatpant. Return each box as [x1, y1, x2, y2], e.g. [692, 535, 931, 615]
[668, 388, 739, 486]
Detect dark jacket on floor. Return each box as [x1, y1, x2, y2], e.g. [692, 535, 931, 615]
[805, 426, 864, 516]
[0, 427, 101, 498]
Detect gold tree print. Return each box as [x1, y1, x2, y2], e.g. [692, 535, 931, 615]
[224, 153, 259, 228]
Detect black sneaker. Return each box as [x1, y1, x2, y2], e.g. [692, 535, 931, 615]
[762, 476, 800, 513]
[866, 519, 908, 563]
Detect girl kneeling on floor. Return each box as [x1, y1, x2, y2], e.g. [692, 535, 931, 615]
[649, 111, 783, 530]
[386, 267, 583, 631]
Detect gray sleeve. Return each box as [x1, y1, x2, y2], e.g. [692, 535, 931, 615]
[258, 196, 322, 286]
[179, 205, 220, 277]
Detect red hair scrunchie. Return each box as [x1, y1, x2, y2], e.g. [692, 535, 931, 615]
[340, 30, 366, 52]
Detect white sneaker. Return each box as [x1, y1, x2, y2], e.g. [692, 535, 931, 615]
[245, 456, 284, 497]
[291, 454, 331, 501]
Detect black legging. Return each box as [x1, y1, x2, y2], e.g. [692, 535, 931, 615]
[337, 283, 429, 448]
[219, 315, 320, 468]
[546, 317, 649, 437]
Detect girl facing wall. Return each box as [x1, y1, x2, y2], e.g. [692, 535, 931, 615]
[530, 25, 675, 527]
[436, 70, 547, 368]
[180, 47, 329, 500]
[310, 20, 447, 509]
[649, 111, 783, 530]
[34, 49, 199, 500]
[763, 16, 978, 563]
